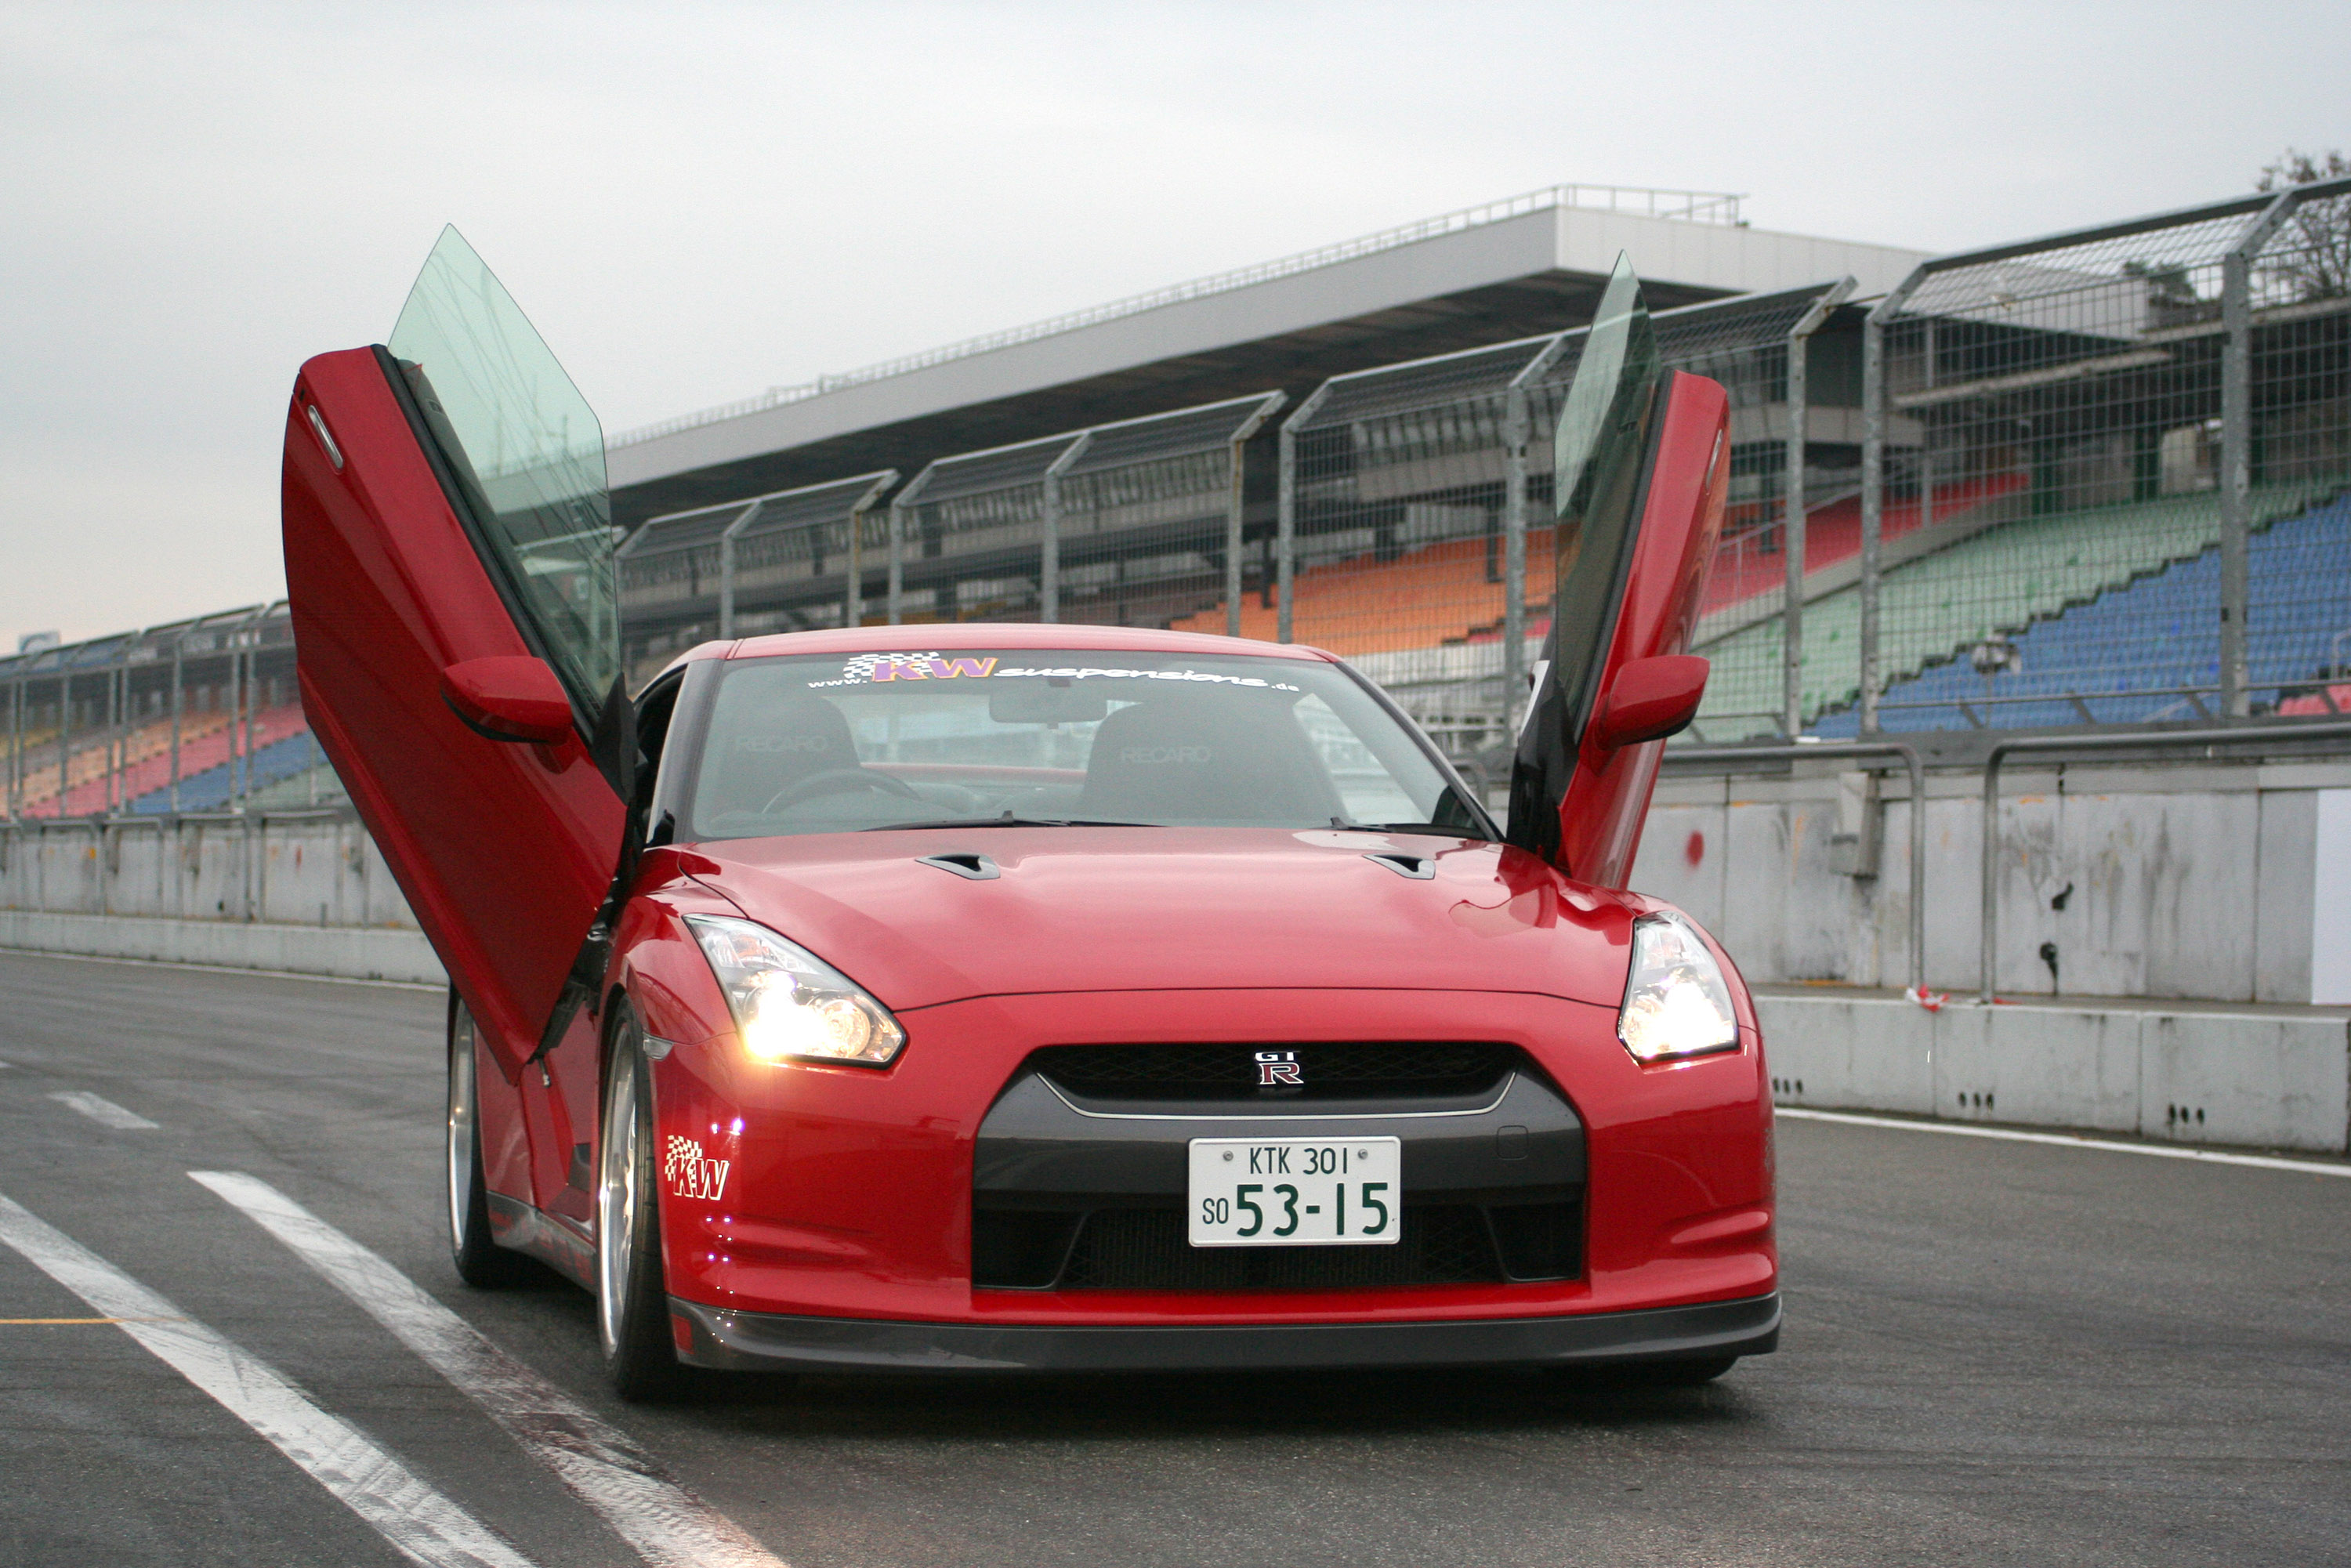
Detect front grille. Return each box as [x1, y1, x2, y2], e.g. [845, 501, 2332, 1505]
[1033, 1041, 1512, 1103]
[1060, 1205, 1502, 1290]
[973, 1200, 1584, 1291]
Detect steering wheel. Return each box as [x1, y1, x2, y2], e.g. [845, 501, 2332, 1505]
[761, 768, 923, 813]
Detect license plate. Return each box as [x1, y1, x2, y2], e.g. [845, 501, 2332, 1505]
[1186, 1136, 1401, 1247]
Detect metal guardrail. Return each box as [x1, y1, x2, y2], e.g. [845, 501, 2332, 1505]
[1668, 741, 1928, 994]
[1977, 719, 2351, 1002]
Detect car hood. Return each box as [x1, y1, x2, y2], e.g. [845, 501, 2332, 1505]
[679, 827, 1641, 1012]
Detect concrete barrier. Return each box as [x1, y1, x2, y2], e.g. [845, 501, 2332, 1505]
[1758, 988, 2351, 1153]
[0, 910, 442, 986]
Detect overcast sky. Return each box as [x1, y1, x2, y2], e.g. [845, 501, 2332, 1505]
[3, 0, 2344, 648]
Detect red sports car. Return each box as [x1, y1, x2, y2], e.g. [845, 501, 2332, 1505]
[283, 232, 1773, 1398]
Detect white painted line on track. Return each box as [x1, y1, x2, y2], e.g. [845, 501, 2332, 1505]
[0, 944, 444, 991]
[49, 1091, 159, 1130]
[1777, 1106, 2351, 1177]
[194, 1171, 788, 1568]
[0, 1191, 534, 1568]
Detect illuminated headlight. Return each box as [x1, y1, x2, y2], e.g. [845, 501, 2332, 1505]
[684, 914, 906, 1066]
[1616, 910, 1740, 1064]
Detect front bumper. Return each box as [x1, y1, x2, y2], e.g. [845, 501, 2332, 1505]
[671, 1290, 1779, 1374]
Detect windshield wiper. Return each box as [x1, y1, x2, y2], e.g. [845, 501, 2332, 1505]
[862, 813, 1157, 832]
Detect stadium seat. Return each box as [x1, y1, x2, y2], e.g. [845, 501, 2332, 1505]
[1800, 487, 2351, 733]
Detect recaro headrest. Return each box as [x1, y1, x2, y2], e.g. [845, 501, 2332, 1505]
[705, 692, 859, 815]
[1076, 695, 1335, 823]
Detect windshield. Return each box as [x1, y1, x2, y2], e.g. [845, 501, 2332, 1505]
[676, 649, 1485, 841]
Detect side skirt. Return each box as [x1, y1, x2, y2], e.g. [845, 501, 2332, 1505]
[486, 1191, 596, 1291]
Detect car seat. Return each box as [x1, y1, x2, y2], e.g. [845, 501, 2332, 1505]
[1075, 694, 1342, 824]
[699, 693, 862, 817]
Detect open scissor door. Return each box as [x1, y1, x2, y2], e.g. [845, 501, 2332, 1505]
[283, 227, 630, 1079]
[1509, 257, 1730, 887]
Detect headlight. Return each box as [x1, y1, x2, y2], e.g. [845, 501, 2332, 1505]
[684, 914, 907, 1067]
[1617, 910, 1740, 1063]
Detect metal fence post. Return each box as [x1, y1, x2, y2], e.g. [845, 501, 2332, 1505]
[168, 639, 183, 813]
[717, 530, 737, 640]
[1502, 387, 1531, 730]
[1039, 433, 1089, 624]
[1859, 309, 1886, 734]
[887, 465, 943, 629]
[107, 662, 121, 815]
[1275, 420, 1297, 643]
[845, 471, 899, 631]
[2220, 188, 2300, 717]
[1273, 386, 1328, 646]
[715, 498, 765, 642]
[230, 644, 246, 809]
[1225, 434, 1247, 639]
[56, 668, 71, 815]
[1783, 280, 1853, 739]
[7, 672, 20, 820]
[1223, 393, 1287, 640]
[1860, 273, 1921, 735]
[886, 499, 907, 626]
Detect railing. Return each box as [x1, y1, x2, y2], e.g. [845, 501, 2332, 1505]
[1976, 719, 2351, 1002]
[1667, 741, 1929, 994]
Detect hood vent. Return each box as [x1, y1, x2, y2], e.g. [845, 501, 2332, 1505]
[918, 852, 1000, 882]
[1363, 851, 1434, 880]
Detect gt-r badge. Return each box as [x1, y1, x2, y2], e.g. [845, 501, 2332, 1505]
[1254, 1051, 1302, 1088]
[665, 1135, 730, 1202]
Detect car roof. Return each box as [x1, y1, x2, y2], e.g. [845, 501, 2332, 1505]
[662, 623, 1339, 672]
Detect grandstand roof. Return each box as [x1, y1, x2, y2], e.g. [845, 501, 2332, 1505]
[607, 186, 1926, 527]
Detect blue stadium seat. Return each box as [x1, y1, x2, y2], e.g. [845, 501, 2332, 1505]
[1811, 491, 2351, 733]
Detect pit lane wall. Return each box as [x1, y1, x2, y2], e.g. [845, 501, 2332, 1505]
[0, 811, 438, 985]
[1, 793, 2345, 1149]
[1631, 757, 2351, 1006]
[1753, 989, 2349, 1153]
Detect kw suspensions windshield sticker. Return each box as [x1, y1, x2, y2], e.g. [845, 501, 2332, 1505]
[806, 655, 1299, 691]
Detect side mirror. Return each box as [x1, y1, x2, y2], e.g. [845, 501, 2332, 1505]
[441, 657, 574, 744]
[1591, 655, 1708, 751]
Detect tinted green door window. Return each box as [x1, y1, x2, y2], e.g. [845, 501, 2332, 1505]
[388, 226, 621, 717]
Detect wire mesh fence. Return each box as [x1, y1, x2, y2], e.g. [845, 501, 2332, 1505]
[602, 183, 2347, 762]
[619, 472, 897, 684]
[2, 603, 333, 824]
[2246, 183, 2351, 719]
[889, 433, 1078, 625]
[1054, 393, 1285, 633]
[1830, 176, 2351, 735]
[1278, 335, 1551, 758]
[1273, 283, 1859, 754]
[24, 183, 2345, 839]
[1540, 284, 1858, 744]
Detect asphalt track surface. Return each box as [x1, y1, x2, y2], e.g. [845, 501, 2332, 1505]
[0, 949, 2346, 1567]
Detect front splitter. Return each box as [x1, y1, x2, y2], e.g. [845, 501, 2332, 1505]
[669, 1291, 1779, 1374]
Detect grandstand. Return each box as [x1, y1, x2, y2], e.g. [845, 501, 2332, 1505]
[7, 180, 2348, 833]
[622, 180, 2342, 755]
[0, 604, 339, 824]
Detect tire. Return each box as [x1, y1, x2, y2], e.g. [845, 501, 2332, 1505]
[598, 1003, 686, 1400]
[447, 994, 531, 1287]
